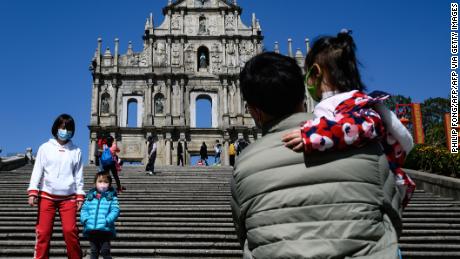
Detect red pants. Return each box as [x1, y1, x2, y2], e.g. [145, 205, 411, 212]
[34, 198, 82, 259]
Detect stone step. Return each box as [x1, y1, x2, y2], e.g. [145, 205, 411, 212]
[0, 221, 235, 227]
[401, 251, 460, 258]
[402, 212, 460, 217]
[0, 240, 241, 249]
[0, 232, 239, 241]
[0, 211, 233, 217]
[0, 201, 231, 206]
[402, 229, 460, 235]
[0, 226, 237, 234]
[0, 216, 233, 223]
[399, 243, 460, 250]
[399, 236, 460, 242]
[0, 248, 243, 258]
[0, 205, 232, 211]
[403, 218, 460, 223]
[404, 207, 460, 212]
[4, 166, 460, 259]
[0, 198, 231, 203]
[402, 223, 460, 229]
[406, 203, 460, 207]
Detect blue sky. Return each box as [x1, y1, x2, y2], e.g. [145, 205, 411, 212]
[0, 0, 451, 163]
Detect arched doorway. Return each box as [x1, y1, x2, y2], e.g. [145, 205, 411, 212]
[127, 98, 138, 127]
[190, 92, 218, 128]
[121, 95, 144, 127]
[196, 95, 212, 128]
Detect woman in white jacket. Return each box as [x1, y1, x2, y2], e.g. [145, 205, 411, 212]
[27, 114, 84, 259]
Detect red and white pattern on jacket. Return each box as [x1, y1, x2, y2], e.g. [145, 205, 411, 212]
[300, 91, 416, 207]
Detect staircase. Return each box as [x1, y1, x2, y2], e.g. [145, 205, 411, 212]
[0, 165, 242, 259]
[0, 165, 459, 259]
[400, 190, 460, 259]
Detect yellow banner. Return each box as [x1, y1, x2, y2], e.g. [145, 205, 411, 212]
[411, 103, 425, 144]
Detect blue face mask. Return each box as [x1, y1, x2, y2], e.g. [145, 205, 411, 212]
[57, 129, 73, 141]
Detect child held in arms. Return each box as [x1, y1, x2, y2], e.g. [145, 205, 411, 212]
[282, 29, 415, 208]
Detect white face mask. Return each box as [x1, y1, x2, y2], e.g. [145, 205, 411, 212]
[96, 182, 109, 193]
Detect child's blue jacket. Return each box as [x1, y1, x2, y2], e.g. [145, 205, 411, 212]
[80, 187, 120, 237]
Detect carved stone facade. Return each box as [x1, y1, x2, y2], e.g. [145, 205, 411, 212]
[88, 0, 266, 166]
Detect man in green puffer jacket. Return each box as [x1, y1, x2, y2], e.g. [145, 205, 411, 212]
[231, 52, 402, 259]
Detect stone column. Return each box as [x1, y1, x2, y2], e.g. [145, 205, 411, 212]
[172, 141, 177, 166]
[181, 38, 185, 73]
[223, 81, 228, 114]
[181, 10, 185, 34]
[236, 81, 242, 114]
[223, 132, 230, 166]
[110, 79, 119, 126]
[90, 80, 101, 125]
[144, 80, 153, 126]
[114, 38, 119, 72]
[235, 39, 240, 69]
[185, 87, 191, 126]
[222, 38, 227, 70]
[89, 132, 98, 164]
[179, 132, 186, 165]
[166, 79, 172, 125]
[179, 79, 185, 124]
[97, 38, 102, 73]
[167, 38, 172, 73]
[165, 132, 172, 165]
[222, 80, 229, 127]
[234, 10, 239, 34]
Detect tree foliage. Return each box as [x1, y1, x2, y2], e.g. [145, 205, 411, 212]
[421, 97, 450, 147]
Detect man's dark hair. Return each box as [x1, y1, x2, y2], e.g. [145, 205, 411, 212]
[51, 114, 75, 138]
[239, 52, 305, 117]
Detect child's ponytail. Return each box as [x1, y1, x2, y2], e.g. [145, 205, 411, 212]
[305, 29, 365, 93]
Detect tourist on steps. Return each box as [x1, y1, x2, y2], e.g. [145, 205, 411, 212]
[27, 114, 84, 259]
[229, 141, 236, 167]
[100, 136, 125, 193]
[81, 172, 120, 259]
[146, 135, 157, 175]
[177, 142, 184, 166]
[199, 142, 208, 166]
[214, 140, 222, 165]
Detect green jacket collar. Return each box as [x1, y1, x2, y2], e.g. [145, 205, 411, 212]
[263, 112, 314, 135]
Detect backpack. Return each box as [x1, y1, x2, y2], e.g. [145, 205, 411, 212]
[100, 145, 114, 167]
[229, 143, 236, 156]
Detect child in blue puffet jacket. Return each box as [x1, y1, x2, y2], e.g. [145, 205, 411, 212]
[80, 172, 120, 259]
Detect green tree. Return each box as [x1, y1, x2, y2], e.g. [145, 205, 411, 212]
[383, 95, 412, 112]
[421, 97, 450, 147]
